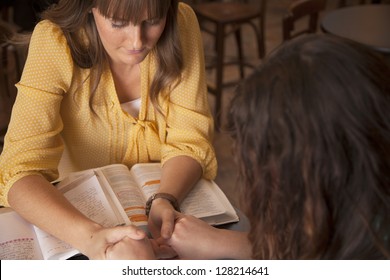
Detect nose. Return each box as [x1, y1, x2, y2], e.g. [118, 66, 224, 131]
[126, 24, 143, 50]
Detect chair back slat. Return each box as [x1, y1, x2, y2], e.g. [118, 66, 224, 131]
[282, 0, 326, 41]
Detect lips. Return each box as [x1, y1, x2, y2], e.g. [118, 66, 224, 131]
[125, 48, 145, 55]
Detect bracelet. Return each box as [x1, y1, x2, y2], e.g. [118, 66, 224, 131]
[145, 192, 180, 216]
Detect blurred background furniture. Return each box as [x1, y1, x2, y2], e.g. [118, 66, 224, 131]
[0, 20, 23, 153]
[282, 0, 327, 41]
[321, 4, 390, 54]
[190, 0, 268, 130]
[339, 0, 381, 6]
[2, 0, 58, 31]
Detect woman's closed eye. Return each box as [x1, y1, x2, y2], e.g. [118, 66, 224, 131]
[111, 20, 128, 29]
[110, 18, 161, 29]
[144, 18, 161, 26]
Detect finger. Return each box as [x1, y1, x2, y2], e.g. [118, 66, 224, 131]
[147, 220, 160, 239]
[155, 244, 178, 259]
[173, 211, 185, 222]
[154, 236, 168, 246]
[106, 225, 146, 243]
[150, 239, 177, 259]
[160, 210, 175, 239]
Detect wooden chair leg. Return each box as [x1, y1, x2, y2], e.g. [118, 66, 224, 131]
[214, 22, 225, 130]
[234, 27, 245, 79]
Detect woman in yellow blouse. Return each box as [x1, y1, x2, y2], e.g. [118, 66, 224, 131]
[0, 0, 217, 259]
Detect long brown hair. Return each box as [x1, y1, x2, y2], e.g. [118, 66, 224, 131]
[228, 34, 390, 259]
[27, 0, 182, 110]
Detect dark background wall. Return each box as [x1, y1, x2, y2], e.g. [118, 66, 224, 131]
[1, 0, 58, 31]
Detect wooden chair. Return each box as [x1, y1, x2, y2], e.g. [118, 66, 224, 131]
[0, 1, 12, 22]
[282, 0, 326, 42]
[190, 0, 268, 130]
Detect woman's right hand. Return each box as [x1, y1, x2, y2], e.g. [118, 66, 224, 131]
[165, 214, 226, 259]
[89, 225, 177, 259]
[84, 224, 148, 259]
[166, 214, 252, 260]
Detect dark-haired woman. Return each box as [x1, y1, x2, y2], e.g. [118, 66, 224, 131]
[167, 34, 390, 260]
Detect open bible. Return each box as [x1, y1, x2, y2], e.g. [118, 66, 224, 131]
[0, 207, 80, 260]
[0, 163, 239, 259]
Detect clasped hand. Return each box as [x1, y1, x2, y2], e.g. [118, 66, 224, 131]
[105, 198, 178, 259]
[104, 198, 223, 260]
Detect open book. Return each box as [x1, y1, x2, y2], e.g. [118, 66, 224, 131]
[0, 207, 78, 260]
[0, 163, 239, 260]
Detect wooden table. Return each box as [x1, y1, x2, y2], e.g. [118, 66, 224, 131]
[321, 4, 390, 54]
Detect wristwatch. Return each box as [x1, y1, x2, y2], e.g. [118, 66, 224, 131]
[145, 192, 180, 216]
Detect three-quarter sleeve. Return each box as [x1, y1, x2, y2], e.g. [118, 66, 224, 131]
[0, 20, 73, 206]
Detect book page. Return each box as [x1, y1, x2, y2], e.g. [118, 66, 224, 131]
[58, 173, 128, 227]
[0, 208, 43, 260]
[183, 180, 239, 225]
[179, 180, 226, 217]
[130, 163, 162, 198]
[131, 163, 239, 225]
[33, 226, 79, 260]
[32, 173, 131, 260]
[99, 165, 148, 226]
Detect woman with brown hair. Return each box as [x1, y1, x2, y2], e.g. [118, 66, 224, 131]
[0, 0, 216, 259]
[167, 34, 390, 259]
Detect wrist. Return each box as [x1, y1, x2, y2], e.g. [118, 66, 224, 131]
[145, 192, 180, 216]
[78, 222, 104, 258]
[153, 197, 173, 208]
[220, 230, 252, 259]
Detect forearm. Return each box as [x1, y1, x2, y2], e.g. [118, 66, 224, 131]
[167, 214, 252, 259]
[217, 230, 252, 259]
[159, 155, 202, 203]
[147, 156, 202, 239]
[8, 174, 102, 256]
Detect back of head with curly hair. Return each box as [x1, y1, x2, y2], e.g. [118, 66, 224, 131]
[228, 34, 390, 259]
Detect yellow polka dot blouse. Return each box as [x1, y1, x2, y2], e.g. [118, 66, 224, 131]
[0, 3, 217, 206]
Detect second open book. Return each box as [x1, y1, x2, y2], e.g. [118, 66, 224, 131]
[58, 162, 239, 228]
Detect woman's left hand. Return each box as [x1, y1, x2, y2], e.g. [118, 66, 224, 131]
[147, 198, 177, 239]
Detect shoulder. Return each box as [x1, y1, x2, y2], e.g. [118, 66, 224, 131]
[32, 20, 65, 41]
[177, 2, 198, 27]
[28, 20, 72, 64]
[28, 20, 71, 63]
[21, 20, 74, 90]
[178, 1, 195, 15]
[176, 2, 201, 45]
